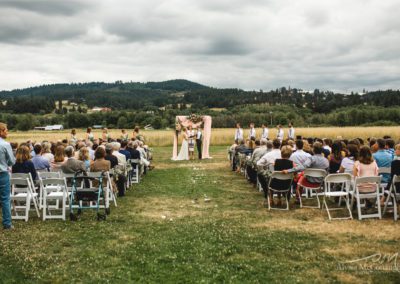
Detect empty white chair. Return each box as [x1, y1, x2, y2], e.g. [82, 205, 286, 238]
[351, 176, 382, 220]
[38, 171, 61, 209]
[42, 178, 68, 221]
[10, 176, 40, 221]
[323, 174, 353, 220]
[298, 168, 327, 209]
[267, 171, 294, 210]
[383, 175, 400, 221]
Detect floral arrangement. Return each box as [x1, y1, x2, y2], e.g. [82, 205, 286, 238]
[187, 114, 203, 124]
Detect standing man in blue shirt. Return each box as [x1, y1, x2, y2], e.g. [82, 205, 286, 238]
[0, 123, 16, 230]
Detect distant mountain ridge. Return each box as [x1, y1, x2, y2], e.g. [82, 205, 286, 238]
[0, 79, 208, 98]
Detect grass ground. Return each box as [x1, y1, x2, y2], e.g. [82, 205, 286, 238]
[1, 146, 400, 283]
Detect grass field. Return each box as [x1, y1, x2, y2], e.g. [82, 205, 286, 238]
[1, 146, 399, 283]
[8, 126, 400, 146]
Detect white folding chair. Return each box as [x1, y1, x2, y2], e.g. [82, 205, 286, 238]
[323, 174, 353, 220]
[10, 176, 40, 221]
[267, 171, 294, 210]
[351, 176, 382, 220]
[383, 175, 400, 221]
[11, 173, 40, 218]
[378, 167, 391, 196]
[129, 158, 141, 184]
[42, 178, 68, 221]
[298, 169, 327, 209]
[38, 171, 61, 209]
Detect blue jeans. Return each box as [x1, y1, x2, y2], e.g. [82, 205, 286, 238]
[0, 172, 12, 228]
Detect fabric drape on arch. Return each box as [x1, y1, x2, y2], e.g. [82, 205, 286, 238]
[172, 115, 212, 159]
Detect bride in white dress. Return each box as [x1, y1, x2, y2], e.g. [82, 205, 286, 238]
[173, 127, 189, 161]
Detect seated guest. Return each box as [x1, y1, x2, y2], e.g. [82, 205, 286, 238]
[283, 142, 329, 201]
[51, 145, 67, 171]
[290, 139, 311, 169]
[12, 145, 37, 181]
[31, 144, 50, 171]
[268, 146, 294, 205]
[385, 138, 395, 159]
[373, 139, 392, 183]
[10, 142, 18, 157]
[381, 144, 400, 204]
[257, 139, 282, 168]
[256, 139, 282, 192]
[78, 146, 91, 171]
[86, 141, 95, 161]
[246, 139, 263, 184]
[127, 140, 141, 160]
[91, 147, 111, 172]
[339, 144, 359, 174]
[353, 146, 379, 194]
[105, 145, 118, 169]
[90, 147, 112, 188]
[112, 142, 127, 167]
[328, 140, 343, 174]
[119, 140, 131, 161]
[61, 146, 86, 174]
[41, 141, 54, 163]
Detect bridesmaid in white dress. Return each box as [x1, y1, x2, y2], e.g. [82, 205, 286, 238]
[174, 127, 189, 161]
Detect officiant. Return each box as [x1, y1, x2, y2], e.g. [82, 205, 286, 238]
[196, 126, 203, 160]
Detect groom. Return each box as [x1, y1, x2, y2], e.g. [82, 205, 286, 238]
[196, 127, 203, 160]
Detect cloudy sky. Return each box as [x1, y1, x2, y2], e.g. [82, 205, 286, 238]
[0, 0, 399, 92]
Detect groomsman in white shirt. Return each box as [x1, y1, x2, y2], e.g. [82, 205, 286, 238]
[234, 123, 243, 141]
[261, 124, 269, 140]
[248, 123, 256, 140]
[288, 122, 295, 140]
[276, 124, 284, 142]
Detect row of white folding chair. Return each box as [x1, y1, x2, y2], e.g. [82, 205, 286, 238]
[10, 173, 40, 221]
[300, 171, 381, 220]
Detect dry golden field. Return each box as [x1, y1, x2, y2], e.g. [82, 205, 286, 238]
[8, 126, 400, 146]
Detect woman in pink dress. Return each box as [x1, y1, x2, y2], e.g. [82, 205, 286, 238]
[353, 146, 379, 193]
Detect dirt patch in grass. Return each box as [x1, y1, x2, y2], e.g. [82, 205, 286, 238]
[251, 217, 400, 240]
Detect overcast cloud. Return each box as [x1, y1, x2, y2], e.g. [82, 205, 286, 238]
[0, 0, 399, 92]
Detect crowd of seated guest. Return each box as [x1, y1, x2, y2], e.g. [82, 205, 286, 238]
[9, 128, 155, 198]
[229, 134, 400, 209]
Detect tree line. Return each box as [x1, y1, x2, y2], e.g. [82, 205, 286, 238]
[0, 80, 399, 130]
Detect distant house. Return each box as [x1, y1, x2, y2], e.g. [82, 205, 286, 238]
[92, 107, 112, 112]
[93, 125, 104, 129]
[44, 125, 64, 131]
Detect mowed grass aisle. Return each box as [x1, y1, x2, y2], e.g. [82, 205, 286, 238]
[1, 146, 399, 283]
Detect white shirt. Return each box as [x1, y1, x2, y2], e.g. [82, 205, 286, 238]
[256, 149, 282, 167]
[290, 150, 311, 168]
[261, 128, 269, 139]
[113, 151, 126, 166]
[277, 129, 284, 141]
[340, 157, 355, 174]
[197, 130, 202, 139]
[248, 127, 256, 139]
[288, 127, 295, 140]
[235, 128, 243, 141]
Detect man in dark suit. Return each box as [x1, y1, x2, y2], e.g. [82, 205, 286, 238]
[196, 127, 203, 160]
